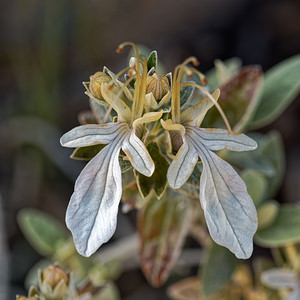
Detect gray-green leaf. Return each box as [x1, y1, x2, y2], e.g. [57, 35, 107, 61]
[241, 169, 267, 207]
[147, 51, 158, 71]
[201, 242, 237, 296]
[17, 209, 68, 256]
[137, 142, 169, 199]
[249, 54, 300, 129]
[255, 205, 300, 247]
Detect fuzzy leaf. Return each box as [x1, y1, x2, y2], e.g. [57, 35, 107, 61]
[118, 155, 132, 173]
[180, 85, 195, 108]
[17, 209, 68, 256]
[201, 242, 237, 296]
[137, 142, 169, 198]
[138, 191, 192, 286]
[257, 200, 279, 230]
[258, 131, 285, 197]
[71, 144, 106, 160]
[225, 131, 285, 197]
[241, 169, 267, 207]
[147, 51, 158, 71]
[255, 205, 300, 247]
[203, 66, 263, 132]
[186, 163, 202, 188]
[249, 54, 300, 129]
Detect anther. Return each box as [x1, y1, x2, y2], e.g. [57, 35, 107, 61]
[116, 46, 124, 53]
[202, 77, 207, 86]
[192, 58, 200, 67]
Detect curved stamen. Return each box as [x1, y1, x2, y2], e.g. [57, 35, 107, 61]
[103, 74, 137, 123]
[172, 57, 200, 124]
[116, 42, 148, 123]
[182, 66, 207, 86]
[117, 42, 141, 75]
[180, 81, 232, 133]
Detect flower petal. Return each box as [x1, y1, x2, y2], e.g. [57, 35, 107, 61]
[160, 119, 185, 136]
[132, 111, 164, 129]
[181, 89, 220, 127]
[167, 137, 198, 189]
[66, 135, 124, 257]
[188, 134, 258, 259]
[186, 126, 257, 152]
[101, 83, 132, 122]
[122, 130, 155, 177]
[60, 122, 127, 148]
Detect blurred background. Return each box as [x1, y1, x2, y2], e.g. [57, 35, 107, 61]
[1, 0, 300, 298]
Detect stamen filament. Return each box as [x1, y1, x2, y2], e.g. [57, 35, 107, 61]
[180, 82, 232, 133]
[112, 66, 134, 83]
[117, 42, 147, 123]
[117, 42, 141, 75]
[131, 55, 147, 122]
[103, 74, 137, 123]
[172, 57, 200, 124]
[182, 66, 207, 86]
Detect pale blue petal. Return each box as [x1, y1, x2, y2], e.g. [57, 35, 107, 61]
[188, 133, 258, 259]
[122, 130, 154, 177]
[186, 126, 257, 152]
[167, 137, 198, 189]
[66, 132, 125, 257]
[60, 122, 128, 148]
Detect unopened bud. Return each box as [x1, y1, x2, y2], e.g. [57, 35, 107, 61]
[146, 73, 170, 101]
[39, 265, 69, 299]
[89, 72, 111, 99]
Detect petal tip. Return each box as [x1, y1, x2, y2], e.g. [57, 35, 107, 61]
[60, 135, 67, 147]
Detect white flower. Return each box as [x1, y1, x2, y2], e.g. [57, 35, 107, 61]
[61, 42, 162, 257]
[162, 58, 258, 259]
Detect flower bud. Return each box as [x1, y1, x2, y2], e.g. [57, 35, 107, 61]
[146, 73, 170, 101]
[89, 72, 111, 99]
[39, 265, 69, 299]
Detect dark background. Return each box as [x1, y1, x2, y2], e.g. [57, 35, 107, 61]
[1, 0, 300, 299]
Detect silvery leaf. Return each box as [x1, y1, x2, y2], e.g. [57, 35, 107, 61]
[186, 126, 257, 152]
[122, 130, 155, 177]
[167, 137, 198, 189]
[261, 268, 298, 289]
[60, 122, 127, 148]
[189, 134, 257, 259]
[66, 135, 124, 257]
